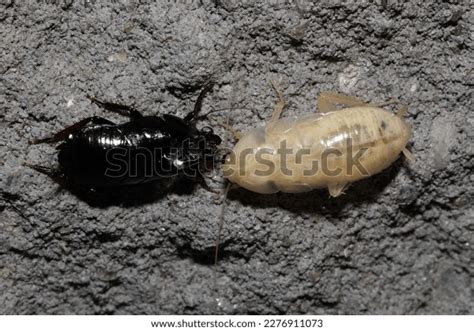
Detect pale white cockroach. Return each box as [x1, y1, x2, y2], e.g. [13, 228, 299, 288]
[212, 83, 413, 290]
[222, 82, 413, 198]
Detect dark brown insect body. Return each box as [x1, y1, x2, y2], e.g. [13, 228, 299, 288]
[29, 85, 221, 191]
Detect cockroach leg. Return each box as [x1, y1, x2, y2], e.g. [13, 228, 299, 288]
[396, 105, 409, 118]
[402, 147, 415, 161]
[317, 92, 369, 113]
[24, 164, 65, 185]
[270, 80, 286, 122]
[328, 182, 349, 198]
[213, 181, 232, 291]
[31, 116, 115, 144]
[87, 96, 143, 120]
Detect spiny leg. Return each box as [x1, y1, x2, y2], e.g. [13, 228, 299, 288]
[270, 80, 286, 122]
[318, 92, 400, 113]
[31, 116, 115, 144]
[396, 105, 408, 118]
[402, 148, 414, 161]
[87, 96, 143, 120]
[184, 82, 214, 123]
[317, 92, 370, 113]
[24, 164, 65, 185]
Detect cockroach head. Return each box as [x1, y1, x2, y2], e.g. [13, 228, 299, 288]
[200, 126, 222, 146]
[195, 126, 222, 162]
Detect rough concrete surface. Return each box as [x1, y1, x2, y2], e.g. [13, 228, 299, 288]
[0, 0, 473, 314]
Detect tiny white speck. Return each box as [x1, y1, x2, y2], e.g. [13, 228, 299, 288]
[66, 97, 74, 108]
[108, 52, 128, 63]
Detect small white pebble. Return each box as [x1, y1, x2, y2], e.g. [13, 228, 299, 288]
[108, 51, 128, 63]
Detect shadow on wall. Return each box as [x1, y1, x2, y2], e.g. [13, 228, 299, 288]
[57, 176, 203, 208]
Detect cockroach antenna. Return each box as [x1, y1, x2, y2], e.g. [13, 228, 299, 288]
[213, 182, 232, 292]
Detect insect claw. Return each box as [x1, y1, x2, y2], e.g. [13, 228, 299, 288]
[24, 163, 63, 178]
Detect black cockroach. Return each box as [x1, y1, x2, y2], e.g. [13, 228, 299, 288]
[27, 84, 222, 191]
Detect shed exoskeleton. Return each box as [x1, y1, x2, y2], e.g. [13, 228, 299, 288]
[222, 82, 413, 197]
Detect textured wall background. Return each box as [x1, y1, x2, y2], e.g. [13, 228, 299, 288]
[1, 0, 472, 314]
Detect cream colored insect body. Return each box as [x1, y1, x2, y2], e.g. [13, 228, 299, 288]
[222, 83, 413, 197]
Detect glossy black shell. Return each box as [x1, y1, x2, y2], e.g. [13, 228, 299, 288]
[57, 114, 221, 188]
